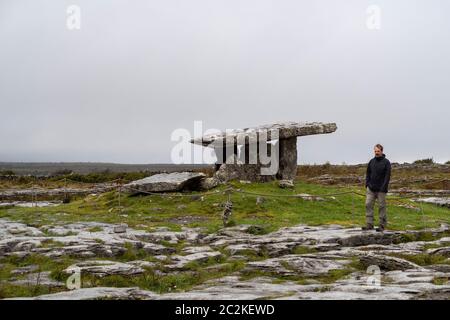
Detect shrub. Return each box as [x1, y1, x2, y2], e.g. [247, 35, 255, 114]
[0, 170, 15, 176]
[413, 158, 434, 164]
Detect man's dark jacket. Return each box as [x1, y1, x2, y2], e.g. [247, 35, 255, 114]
[366, 153, 391, 193]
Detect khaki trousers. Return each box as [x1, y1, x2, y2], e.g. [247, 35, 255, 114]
[365, 186, 387, 228]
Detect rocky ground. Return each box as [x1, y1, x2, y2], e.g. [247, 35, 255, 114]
[0, 163, 448, 300]
[0, 183, 118, 201]
[1, 218, 449, 300]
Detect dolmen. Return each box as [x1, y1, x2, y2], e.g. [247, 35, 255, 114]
[124, 122, 337, 193]
[190, 121, 337, 183]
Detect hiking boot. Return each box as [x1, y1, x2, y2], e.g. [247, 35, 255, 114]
[362, 225, 374, 231]
[376, 226, 385, 232]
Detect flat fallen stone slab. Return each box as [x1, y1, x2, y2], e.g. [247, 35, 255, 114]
[191, 121, 337, 147]
[123, 172, 206, 193]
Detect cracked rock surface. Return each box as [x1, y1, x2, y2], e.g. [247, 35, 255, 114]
[1, 218, 449, 300]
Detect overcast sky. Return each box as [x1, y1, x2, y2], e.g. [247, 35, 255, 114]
[1, 0, 449, 165]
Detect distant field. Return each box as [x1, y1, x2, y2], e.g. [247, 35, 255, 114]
[1, 162, 449, 191]
[0, 162, 213, 176]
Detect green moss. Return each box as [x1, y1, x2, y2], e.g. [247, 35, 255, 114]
[0, 283, 64, 299]
[116, 243, 148, 262]
[313, 286, 332, 292]
[0, 253, 77, 298]
[390, 253, 450, 266]
[397, 230, 450, 244]
[247, 225, 271, 235]
[291, 246, 317, 255]
[432, 276, 449, 285]
[182, 255, 227, 271]
[316, 268, 353, 284]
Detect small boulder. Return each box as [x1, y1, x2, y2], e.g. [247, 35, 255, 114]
[113, 224, 128, 234]
[199, 177, 220, 190]
[278, 179, 294, 189]
[256, 196, 265, 205]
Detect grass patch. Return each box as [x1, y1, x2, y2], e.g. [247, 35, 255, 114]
[390, 253, 450, 266]
[1, 180, 448, 233]
[0, 254, 76, 298]
[81, 260, 245, 294]
[316, 268, 353, 284]
[0, 283, 64, 299]
[432, 276, 449, 285]
[291, 246, 318, 255]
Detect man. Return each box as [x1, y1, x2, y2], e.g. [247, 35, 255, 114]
[363, 144, 391, 232]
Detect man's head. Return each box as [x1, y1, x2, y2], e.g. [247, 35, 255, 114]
[374, 144, 383, 157]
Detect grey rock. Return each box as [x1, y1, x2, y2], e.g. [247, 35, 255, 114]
[129, 260, 156, 269]
[167, 251, 223, 270]
[190, 122, 337, 147]
[256, 196, 265, 205]
[2, 216, 450, 300]
[295, 193, 325, 201]
[11, 287, 157, 300]
[427, 264, 450, 273]
[412, 197, 450, 208]
[384, 269, 449, 285]
[143, 243, 176, 255]
[276, 137, 298, 180]
[0, 201, 61, 208]
[9, 271, 65, 288]
[123, 172, 206, 193]
[225, 243, 261, 256]
[113, 224, 128, 233]
[278, 180, 294, 189]
[427, 246, 450, 257]
[390, 189, 450, 197]
[198, 177, 220, 190]
[181, 246, 213, 255]
[64, 260, 145, 277]
[11, 265, 40, 276]
[244, 255, 351, 276]
[0, 184, 117, 201]
[308, 174, 363, 185]
[359, 253, 422, 271]
[214, 156, 275, 183]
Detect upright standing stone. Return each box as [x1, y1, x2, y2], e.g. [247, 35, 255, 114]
[276, 136, 298, 180]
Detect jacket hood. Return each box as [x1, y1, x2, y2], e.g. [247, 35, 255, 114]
[375, 153, 386, 160]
